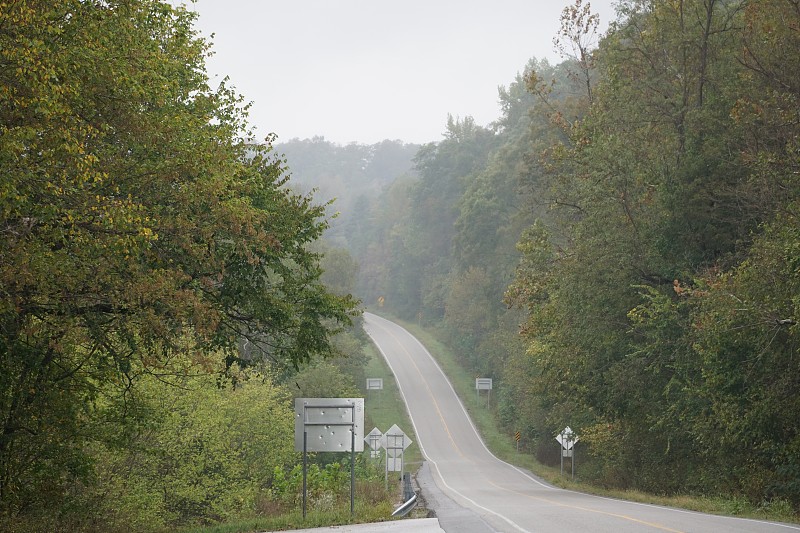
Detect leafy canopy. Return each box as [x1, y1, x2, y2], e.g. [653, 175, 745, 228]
[0, 0, 358, 517]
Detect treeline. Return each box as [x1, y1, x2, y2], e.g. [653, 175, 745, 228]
[0, 1, 373, 531]
[348, 0, 800, 507]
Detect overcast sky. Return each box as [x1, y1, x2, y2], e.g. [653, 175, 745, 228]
[183, 0, 618, 145]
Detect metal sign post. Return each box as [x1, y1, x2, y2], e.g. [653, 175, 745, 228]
[366, 378, 383, 405]
[475, 378, 493, 408]
[380, 424, 413, 491]
[294, 398, 364, 519]
[556, 426, 579, 479]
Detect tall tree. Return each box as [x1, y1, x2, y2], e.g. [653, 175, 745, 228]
[0, 0, 357, 517]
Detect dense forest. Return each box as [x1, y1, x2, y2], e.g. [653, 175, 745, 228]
[0, 1, 374, 531]
[325, 0, 800, 510]
[2, 0, 799, 530]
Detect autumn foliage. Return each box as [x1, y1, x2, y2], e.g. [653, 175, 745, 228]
[0, 0, 357, 526]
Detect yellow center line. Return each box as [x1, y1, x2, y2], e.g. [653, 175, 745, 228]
[376, 322, 467, 460]
[487, 480, 685, 533]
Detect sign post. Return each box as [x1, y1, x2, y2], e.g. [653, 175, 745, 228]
[555, 426, 579, 479]
[475, 378, 493, 408]
[295, 398, 364, 519]
[366, 378, 383, 405]
[364, 427, 383, 460]
[380, 424, 413, 491]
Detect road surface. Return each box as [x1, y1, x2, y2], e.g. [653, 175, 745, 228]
[363, 312, 800, 533]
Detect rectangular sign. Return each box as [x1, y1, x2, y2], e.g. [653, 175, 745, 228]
[475, 378, 493, 390]
[387, 456, 403, 472]
[294, 398, 364, 452]
[366, 378, 383, 390]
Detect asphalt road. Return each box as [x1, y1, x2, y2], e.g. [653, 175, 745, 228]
[363, 312, 800, 533]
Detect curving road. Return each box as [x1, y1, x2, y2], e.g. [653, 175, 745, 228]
[363, 312, 800, 533]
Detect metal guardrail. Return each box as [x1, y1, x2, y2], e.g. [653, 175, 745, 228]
[403, 472, 414, 501]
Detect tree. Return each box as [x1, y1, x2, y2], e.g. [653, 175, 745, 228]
[506, 0, 800, 502]
[553, 0, 602, 105]
[0, 0, 357, 519]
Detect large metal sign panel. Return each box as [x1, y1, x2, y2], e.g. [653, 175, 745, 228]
[294, 398, 364, 452]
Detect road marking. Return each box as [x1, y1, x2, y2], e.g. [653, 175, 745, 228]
[365, 314, 533, 532]
[369, 314, 554, 490]
[487, 480, 685, 532]
[365, 314, 800, 533]
[364, 316, 466, 459]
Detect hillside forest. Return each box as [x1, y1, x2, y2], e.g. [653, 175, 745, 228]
[1, 0, 799, 531]
[287, 0, 800, 511]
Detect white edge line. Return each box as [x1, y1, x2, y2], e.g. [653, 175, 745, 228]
[364, 313, 800, 532]
[363, 314, 528, 533]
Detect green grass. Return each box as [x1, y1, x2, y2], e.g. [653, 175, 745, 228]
[384, 314, 799, 525]
[361, 341, 424, 469]
[179, 501, 397, 533]
[180, 335, 426, 533]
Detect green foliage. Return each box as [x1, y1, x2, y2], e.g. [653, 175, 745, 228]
[0, 368, 299, 532]
[341, 0, 800, 511]
[271, 463, 349, 508]
[503, 0, 800, 507]
[0, 0, 359, 525]
[277, 138, 420, 252]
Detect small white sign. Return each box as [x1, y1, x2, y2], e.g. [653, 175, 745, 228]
[381, 424, 412, 458]
[387, 456, 403, 472]
[475, 378, 493, 390]
[555, 426, 579, 450]
[366, 378, 384, 390]
[364, 427, 383, 450]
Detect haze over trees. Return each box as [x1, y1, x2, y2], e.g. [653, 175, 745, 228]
[1, 0, 799, 529]
[342, 0, 800, 510]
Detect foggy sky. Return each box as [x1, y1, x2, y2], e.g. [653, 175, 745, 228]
[185, 0, 618, 145]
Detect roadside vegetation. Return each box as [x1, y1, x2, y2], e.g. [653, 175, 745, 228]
[176, 330, 418, 533]
[4, 0, 799, 530]
[341, 0, 800, 516]
[392, 315, 799, 525]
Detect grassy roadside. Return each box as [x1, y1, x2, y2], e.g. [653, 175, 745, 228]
[182, 333, 423, 533]
[386, 314, 799, 525]
[361, 340, 424, 470]
[180, 501, 395, 533]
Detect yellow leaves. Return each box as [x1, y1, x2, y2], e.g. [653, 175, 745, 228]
[138, 226, 156, 240]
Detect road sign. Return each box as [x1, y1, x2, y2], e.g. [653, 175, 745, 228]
[556, 426, 578, 479]
[294, 398, 364, 519]
[294, 398, 364, 452]
[475, 378, 493, 390]
[381, 424, 412, 457]
[555, 426, 579, 450]
[475, 378, 493, 408]
[381, 424, 412, 474]
[515, 431, 521, 442]
[365, 427, 383, 459]
[366, 378, 383, 390]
